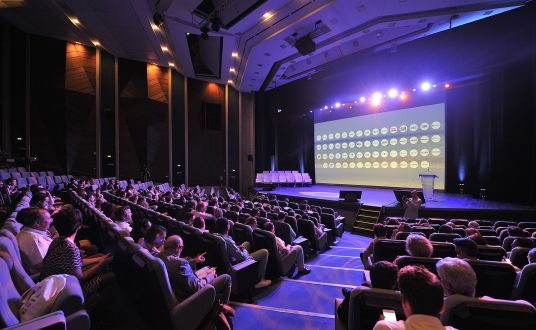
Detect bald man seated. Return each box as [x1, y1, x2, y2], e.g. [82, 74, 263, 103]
[156, 235, 232, 304]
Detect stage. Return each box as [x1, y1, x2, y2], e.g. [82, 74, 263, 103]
[254, 184, 536, 221]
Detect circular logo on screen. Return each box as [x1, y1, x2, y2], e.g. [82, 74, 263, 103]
[410, 137, 418, 144]
[329, 153, 334, 159]
[342, 142, 348, 149]
[364, 140, 371, 148]
[365, 162, 372, 168]
[349, 152, 356, 159]
[350, 162, 356, 168]
[431, 135, 441, 143]
[335, 143, 341, 149]
[381, 161, 389, 169]
[400, 161, 408, 169]
[420, 122, 429, 131]
[410, 161, 419, 168]
[349, 142, 355, 148]
[372, 151, 380, 158]
[316, 154, 322, 159]
[322, 134, 328, 140]
[316, 135, 322, 141]
[399, 137, 408, 145]
[420, 149, 430, 157]
[342, 132, 348, 138]
[323, 144, 328, 151]
[410, 124, 418, 132]
[390, 150, 398, 158]
[356, 141, 363, 148]
[357, 152, 363, 159]
[381, 151, 388, 158]
[329, 163, 335, 168]
[322, 154, 328, 160]
[431, 121, 441, 130]
[357, 162, 363, 168]
[381, 127, 388, 135]
[335, 153, 341, 159]
[364, 129, 371, 136]
[399, 150, 408, 157]
[381, 139, 389, 146]
[335, 132, 341, 139]
[432, 148, 441, 156]
[329, 143, 334, 150]
[390, 161, 398, 169]
[372, 140, 379, 147]
[316, 145, 322, 150]
[335, 162, 341, 168]
[328, 133, 334, 140]
[342, 153, 348, 159]
[410, 149, 418, 157]
[390, 138, 398, 146]
[421, 161, 430, 169]
[390, 126, 398, 134]
[322, 163, 328, 168]
[372, 128, 380, 135]
[420, 136, 429, 144]
[400, 125, 408, 133]
[356, 130, 363, 137]
[342, 162, 348, 168]
[373, 162, 380, 168]
[349, 131, 355, 138]
[364, 152, 371, 159]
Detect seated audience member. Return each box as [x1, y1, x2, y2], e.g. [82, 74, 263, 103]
[467, 221, 480, 229]
[157, 235, 231, 304]
[263, 222, 310, 275]
[140, 225, 167, 255]
[338, 261, 398, 324]
[453, 238, 478, 260]
[276, 213, 297, 241]
[385, 218, 400, 226]
[467, 232, 487, 246]
[40, 205, 114, 296]
[511, 237, 534, 249]
[131, 219, 152, 243]
[373, 265, 454, 330]
[193, 217, 208, 233]
[436, 257, 477, 297]
[111, 205, 133, 237]
[16, 207, 54, 274]
[362, 224, 387, 269]
[405, 234, 433, 258]
[214, 218, 271, 288]
[30, 192, 54, 214]
[438, 224, 454, 234]
[245, 216, 257, 230]
[528, 248, 536, 264]
[390, 222, 411, 240]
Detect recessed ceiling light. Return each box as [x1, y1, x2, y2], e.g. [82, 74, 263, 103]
[262, 12, 273, 20]
[186, 32, 190, 36]
[229, 67, 236, 73]
[69, 17, 80, 25]
[151, 23, 160, 31]
[227, 79, 233, 84]
[161, 46, 168, 52]
[231, 52, 238, 58]
[168, 62, 175, 67]
[92, 40, 100, 47]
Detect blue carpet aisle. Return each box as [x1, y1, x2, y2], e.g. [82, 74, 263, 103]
[231, 233, 372, 330]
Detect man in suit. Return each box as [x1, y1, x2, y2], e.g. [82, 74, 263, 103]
[157, 235, 231, 304]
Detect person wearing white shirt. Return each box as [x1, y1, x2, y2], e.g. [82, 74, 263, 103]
[373, 265, 457, 330]
[16, 207, 54, 274]
[264, 222, 311, 276]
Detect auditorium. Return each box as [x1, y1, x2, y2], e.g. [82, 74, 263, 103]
[2, 0, 536, 329]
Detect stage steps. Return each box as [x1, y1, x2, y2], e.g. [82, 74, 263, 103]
[352, 204, 383, 236]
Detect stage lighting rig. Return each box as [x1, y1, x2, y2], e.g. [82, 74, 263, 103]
[153, 12, 164, 27]
[200, 24, 210, 40]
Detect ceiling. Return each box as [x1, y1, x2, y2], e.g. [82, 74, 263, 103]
[0, 0, 529, 92]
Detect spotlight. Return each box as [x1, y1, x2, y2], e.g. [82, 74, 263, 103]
[335, 102, 341, 108]
[420, 82, 431, 91]
[444, 83, 451, 88]
[153, 13, 164, 28]
[400, 93, 408, 101]
[277, 108, 282, 113]
[324, 105, 328, 110]
[371, 92, 382, 106]
[309, 110, 313, 113]
[227, 79, 233, 84]
[231, 52, 238, 58]
[387, 88, 398, 98]
[359, 96, 366, 103]
[200, 25, 209, 40]
[210, 16, 221, 32]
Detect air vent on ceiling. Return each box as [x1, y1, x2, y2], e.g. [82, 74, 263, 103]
[283, 20, 331, 46]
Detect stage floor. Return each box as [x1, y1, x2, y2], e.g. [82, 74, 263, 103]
[255, 184, 534, 211]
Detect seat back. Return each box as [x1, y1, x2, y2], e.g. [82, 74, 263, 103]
[252, 229, 282, 279]
[373, 239, 408, 263]
[467, 260, 516, 299]
[478, 229, 498, 237]
[441, 294, 536, 329]
[429, 233, 461, 243]
[232, 223, 254, 248]
[431, 242, 456, 258]
[273, 221, 293, 245]
[411, 226, 435, 237]
[519, 222, 536, 229]
[395, 256, 441, 275]
[477, 245, 506, 261]
[510, 247, 531, 270]
[0, 236, 34, 294]
[297, 218, 326, 251]
[513, 263, 536, 305]
[494, 221, 517, 230]
[503, 236, 530, 252]
[284, 216, 299, 234]
[482, 236, 500, 246]
[394, 231, 424, 240]
[200, 233, 230, 274]
[178, 225, 204, 259]
[347, 286, 404, 330]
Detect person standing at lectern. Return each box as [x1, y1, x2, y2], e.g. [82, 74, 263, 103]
[403, 190, 422, 219]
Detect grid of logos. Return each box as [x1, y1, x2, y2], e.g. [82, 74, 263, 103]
[314, 121, 443, 170]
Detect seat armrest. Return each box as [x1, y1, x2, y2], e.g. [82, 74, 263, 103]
[65, 309, 91, 330]
[292, 236, 308, 245]
[50, 275, 85, 316]
[170, 286, 216, 330]
[5, 311, 66, 330]
[232, 258, 257, 271]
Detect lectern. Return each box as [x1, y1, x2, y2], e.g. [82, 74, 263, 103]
[419, 172, 438, 201]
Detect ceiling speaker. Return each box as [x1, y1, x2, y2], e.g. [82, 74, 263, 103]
[295, 34, 316, 56]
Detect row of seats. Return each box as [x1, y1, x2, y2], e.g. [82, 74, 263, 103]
[255, 172, 312, 186]
[0, 168, 55, 180]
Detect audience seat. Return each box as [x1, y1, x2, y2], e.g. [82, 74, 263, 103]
[478, 229, 498, 237]
[513, 264, 536, 305]
[467, 260, 516, 299]
[428, 218, 447, 225]
[431, 242, 457, 258]
[232, 223, 254, 249]
[394, 231, 424, 240]
[503, 236, 533, 252]
[450, 219, 469, 227]
[518, 222, 536, 229]
[509, 247, 531, 270]
[494, 221, 517, 230]
[176, 224, 204, 259]
[394, 256, 441, 275]
[252, 229, 295, 279]
[441, 294, 536, 329]
[482, 236, 501, 246]
[297, 219, 328, 252]
[321, 213, 344, 238]
[372, 239, 408, 263]
[334, 286, 403, 330]
[477, 245, 507, 262]
[429, 233, 461, 243]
